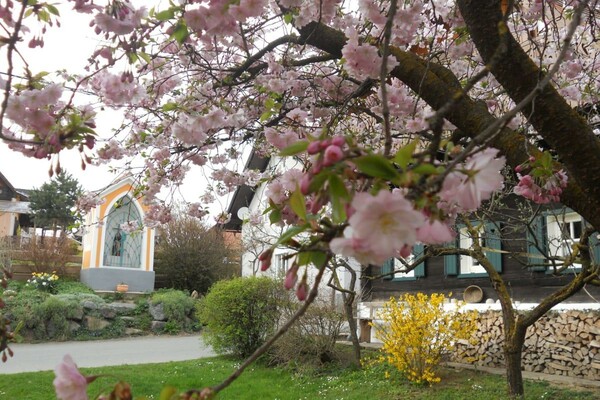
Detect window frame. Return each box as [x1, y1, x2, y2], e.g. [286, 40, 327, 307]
[382, 243, 425, 281]
[444, 221, 502, 278]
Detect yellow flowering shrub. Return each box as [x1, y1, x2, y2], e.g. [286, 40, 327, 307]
[372, 292, 478, 385]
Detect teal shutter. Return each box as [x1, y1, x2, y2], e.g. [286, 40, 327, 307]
[444, 238, 458, 276]
[413, 243, 425, 277]
[484, 222, 502, 272]
[382, 258, 393, 280]
[527, 216, 547, 271]
[584, 223, 600, 265]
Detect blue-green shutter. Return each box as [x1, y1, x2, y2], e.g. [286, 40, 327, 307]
[382, 258, 393, 280]
[444, 238, 458, 276]
[586, 228, 600, 265]
[413, 243, 425, 277]
[527, 216, 547, 271]
[484, 222, 502, 272]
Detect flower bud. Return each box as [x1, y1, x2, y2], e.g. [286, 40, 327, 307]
[307, 140, 321, 155]
[284, 263, 299, 290]
[323, 145, 344, 166]
[296, 275, 309, 301]
[258, 249, 273, 271]
[331, 136, 345, 147]
[300, 174, 312, 195]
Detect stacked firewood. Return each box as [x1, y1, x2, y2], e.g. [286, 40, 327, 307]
[453, 310, 600, 380]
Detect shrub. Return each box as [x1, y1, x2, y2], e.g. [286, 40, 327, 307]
[372, 293, 477, 385]
[151, 289, 196, 331]
[154, 217, 240, 294]
[20, 236, 77, 275]
[270, 297, 345, 368]
[198, 276, 282, 358]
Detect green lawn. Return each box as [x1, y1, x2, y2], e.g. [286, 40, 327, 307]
[0, 356, 596, 400]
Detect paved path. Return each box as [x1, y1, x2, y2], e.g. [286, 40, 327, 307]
[0, 335, 215, 374]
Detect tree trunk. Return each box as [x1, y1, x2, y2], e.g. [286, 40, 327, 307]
[504, 327, 526, 399]
[342, 289, 361, 367]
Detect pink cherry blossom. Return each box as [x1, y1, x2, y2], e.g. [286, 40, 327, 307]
[439, 148, 506, 212]
[416, 219, 456, 244]
[53, 355, 89, 400]
[330, 191, 424, 265]
[513, 170, 568, 204]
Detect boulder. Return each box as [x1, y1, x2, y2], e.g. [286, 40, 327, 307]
[149, 302, 166, 321]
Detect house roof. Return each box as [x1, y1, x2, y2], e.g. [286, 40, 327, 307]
[0, 171, 17, 194]
[222, 150, 270, 232]
[0, 200, 31, 214]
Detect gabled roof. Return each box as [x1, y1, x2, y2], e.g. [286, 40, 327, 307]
[222, 150, 270, 232]
[0, 171, 17, 194]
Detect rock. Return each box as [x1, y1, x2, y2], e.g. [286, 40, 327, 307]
[151, 321, 166, 332]
[85, 316, 110, 331]
[107, 302, 137, 314]
[81, 300, 99, 310]
[69, 321, 81, 333]
[99, 306, 117, 319]
[125, 328, 143, 336]
[149, 303, 166, 321]
[71, 307, 85, 321]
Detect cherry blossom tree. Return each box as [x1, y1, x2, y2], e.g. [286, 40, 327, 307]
[2, 0, 600, 398]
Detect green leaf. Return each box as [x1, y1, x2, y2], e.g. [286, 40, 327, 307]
[259, 110, 273, 122]
[289, 189, 307, 220]
[283, 13, 293, 24]
[155, 8, 176, 21]
[297, 251, 328, 267]
[170, 21, 189, 44]
[276, 225, 308, 246]
[127, 52, 139, 64]
[138, 51, 152, 64]
[308, 172, 329, 194]
[269, 208, 281, 224]
[279, 140, 308, 156]
[161, 102, 178, 112]
[412, 164, 439, 175]
[328, 174, 350, 200]
[354, 154, 400, 181]
[394, 138, 419, 169]
[45, 4, 60, 16]
[159, 386, 178, 400]
[265, 98, 275, 110]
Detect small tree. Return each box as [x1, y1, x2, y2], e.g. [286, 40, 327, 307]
[28, 173, 82, 238]
[154, 216, 240, 294]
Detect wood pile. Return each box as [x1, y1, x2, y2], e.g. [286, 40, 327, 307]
[453, 310, 600, 380]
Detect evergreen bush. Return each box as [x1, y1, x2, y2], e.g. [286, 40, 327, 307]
[198, 276, 282, 358]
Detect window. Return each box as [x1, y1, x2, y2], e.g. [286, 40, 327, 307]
[458, 226, 486, 275]
[382, 244, 425, 281]
[273, 251, 293, 279]
[527, 210, 600, 272]
[444, 222, 502, 277]
[546, 212, 582, 270]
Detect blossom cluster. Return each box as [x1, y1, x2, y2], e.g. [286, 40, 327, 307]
[26, 272, 59, 292]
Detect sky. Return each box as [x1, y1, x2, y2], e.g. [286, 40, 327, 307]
[0, 2, 229, 215]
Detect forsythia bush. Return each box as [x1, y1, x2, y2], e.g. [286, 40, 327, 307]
[373, 293, 477, 385]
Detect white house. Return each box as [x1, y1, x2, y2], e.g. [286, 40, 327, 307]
[223, 151, 361, 307]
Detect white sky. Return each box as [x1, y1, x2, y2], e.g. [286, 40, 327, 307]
[0, 2, 230, 216]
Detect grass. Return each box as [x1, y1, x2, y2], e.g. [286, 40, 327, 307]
[0, 356, 597, 400]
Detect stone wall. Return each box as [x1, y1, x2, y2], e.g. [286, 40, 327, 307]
[454, 310, 600, 380]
